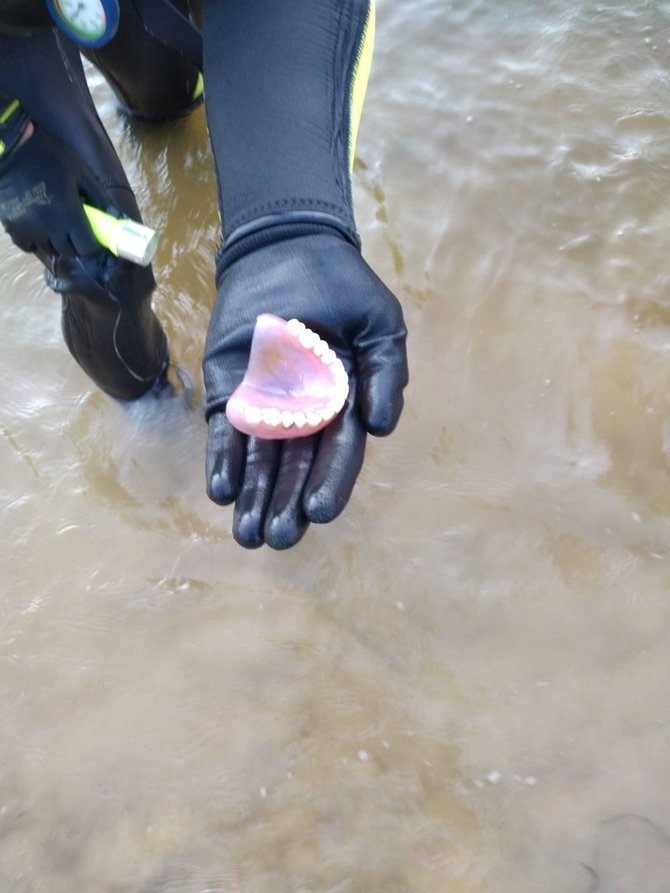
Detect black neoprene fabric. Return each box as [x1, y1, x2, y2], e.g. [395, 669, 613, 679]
[202, 0, 369, 246]
[0, 0, 50, 35]
[0, 27, 168, 399]
[83, 0, 202, 119]
[0, 28, 134, 199]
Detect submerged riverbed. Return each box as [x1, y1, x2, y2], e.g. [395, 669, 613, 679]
[2, 2, 670, 890]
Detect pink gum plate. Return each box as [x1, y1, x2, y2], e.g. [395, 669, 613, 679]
[225, 314, 350, 440]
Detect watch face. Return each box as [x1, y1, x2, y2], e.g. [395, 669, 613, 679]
[53, 0, 107, 39]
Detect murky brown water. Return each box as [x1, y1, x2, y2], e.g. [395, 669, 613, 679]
[3, 2, 670, 891]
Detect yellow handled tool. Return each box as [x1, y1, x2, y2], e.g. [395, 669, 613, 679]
[83, 204, 158, 267]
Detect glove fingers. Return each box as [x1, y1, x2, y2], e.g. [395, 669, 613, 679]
[233, 436, 281, 549]
[206, 411, 245, 505]
[356, 335, 409, 436]
[264, 437, 317, 550]
[303, 392, 366, 524]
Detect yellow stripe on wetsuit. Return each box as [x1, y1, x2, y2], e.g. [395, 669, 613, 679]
[348, 0, 375, 170]
[0, 98, 21, 157]
[0, 99, 19, 124]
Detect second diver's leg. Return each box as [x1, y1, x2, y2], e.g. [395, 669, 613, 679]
[83, 0, 203, 121]
[0, 28, 168, 400]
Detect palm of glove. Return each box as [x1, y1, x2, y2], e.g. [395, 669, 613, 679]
[203, 231, 408, 550]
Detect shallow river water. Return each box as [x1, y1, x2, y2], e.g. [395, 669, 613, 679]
[3, 2, 670, 891]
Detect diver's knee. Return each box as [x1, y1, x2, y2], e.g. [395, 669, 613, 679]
[84, 0, 203, 122]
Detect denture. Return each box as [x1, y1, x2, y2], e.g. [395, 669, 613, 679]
[225, 314, 349, 440]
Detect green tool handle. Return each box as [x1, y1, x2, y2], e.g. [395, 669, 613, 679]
[83, 204, 158, 266]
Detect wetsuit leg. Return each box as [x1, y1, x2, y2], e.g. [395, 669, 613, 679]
[0, 29, 168, 400]
[83, 0, 203, 121]
[48, 252, 169, 401]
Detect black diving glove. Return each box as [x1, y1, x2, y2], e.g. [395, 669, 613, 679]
[0, 118, 129, 257]
[203, 226, 408, 550]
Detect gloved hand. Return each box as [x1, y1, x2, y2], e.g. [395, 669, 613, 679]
[0, 120, 131, 257]
[203, 227, 409, 550]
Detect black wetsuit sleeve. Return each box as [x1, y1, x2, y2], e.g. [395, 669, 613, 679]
[202, 0, 371, 248]
[0, 29, 131, 193]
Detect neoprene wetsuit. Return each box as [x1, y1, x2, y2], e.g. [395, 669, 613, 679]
[0, 0, 409, 550]
[0, 0, 375, 402]
[0, 0, 202, 398]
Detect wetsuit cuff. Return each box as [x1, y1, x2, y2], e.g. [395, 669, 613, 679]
[217, 212, 361, 276]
